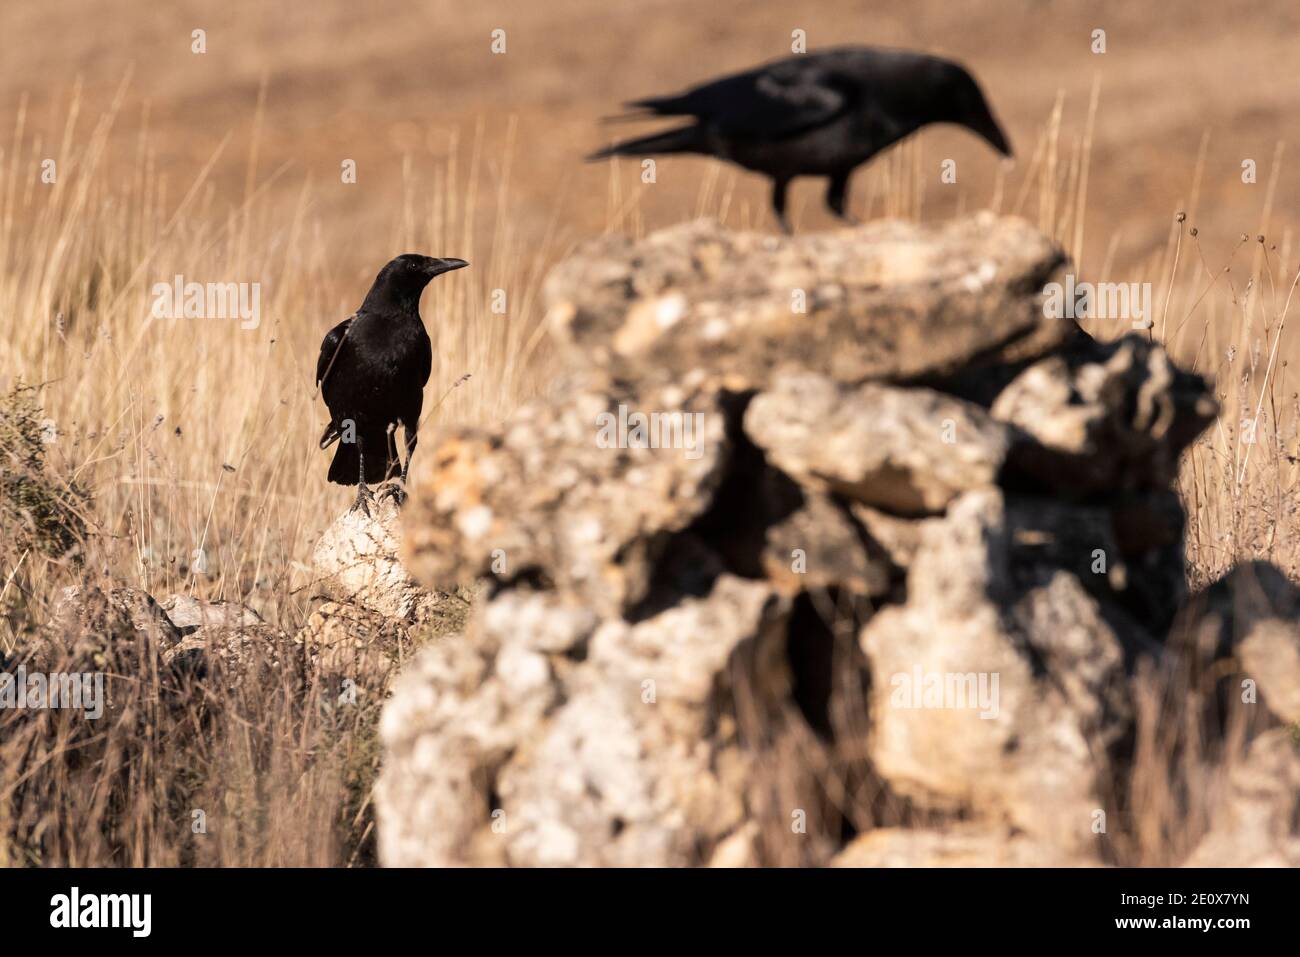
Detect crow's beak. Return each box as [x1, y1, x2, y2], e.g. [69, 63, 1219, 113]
[428, 258, 469, 277]
[976, 116, 1013, 158]
[990, 127, 1013, 159]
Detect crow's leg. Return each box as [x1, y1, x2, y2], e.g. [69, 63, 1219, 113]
[772, 177, 793, 234]
[378, 421, 418, 506]
[377, 422, 401, 500]
[385, 423, 400, 480]
[350, 445, 374, 516]
[826, 170, 859, 224]
[402, 425, 418, 487]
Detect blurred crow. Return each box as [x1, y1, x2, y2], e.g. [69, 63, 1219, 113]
[590, 47, 1012, 231]
[316, 254, 468, 512]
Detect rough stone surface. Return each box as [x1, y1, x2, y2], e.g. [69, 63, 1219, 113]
[850, 503, 922, 571]
[160, 594, 263, 635]
[859, 490, 1129, 856]
[746, 372, 1011, 514]
[376, 214, 1285, 869]
[1168, 561, 1300, 727]
[50, 584, 181, 652]
[543, 214, 1071, 387]
[401, 371, 730, 618]
[1184, 728, 1300, 867]
[759, 490, 890, 596]
[311, 491, 446, 621]
[377, 578, 786, 867]
[1238, 622, 1300, 725]
[294, 598, 454, 687]
[993, 334, 1218, 495]
[831, 825, 1091, 867]
[161, 621, 293, 680]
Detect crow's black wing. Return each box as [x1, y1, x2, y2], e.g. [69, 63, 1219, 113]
[630, 58, 851, 141]
[413, 327, 432, 390]
[315, 315, 354, 389]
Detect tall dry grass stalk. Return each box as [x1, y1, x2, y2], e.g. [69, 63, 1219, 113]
[1, 76, 1295, 865]
[0, 82, 556, 617]
[0, 82, 552, 866]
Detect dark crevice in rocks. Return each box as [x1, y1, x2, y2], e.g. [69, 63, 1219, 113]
[686, 389, 802, 575]
[625, 532, 727, 623]
[487, 567, 552, 597]
[1093, 600, 1166, 673]
[1002, 490, 1186, 645]
[476, 761, 506, 825]
[786, 594, 839, 741]
[909, 355, 1044, 408]
[900, 313, 1084, 408]
[785, 589, 874, 743]
[998, 443, 1141, 506]
[627, 389, 804, 622]
[560, 635, 590, 663]
[730, 584, 943, 861]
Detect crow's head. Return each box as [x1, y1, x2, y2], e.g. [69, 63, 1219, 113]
[366, 254, 469, 310]
[936, 62, 1013, 159]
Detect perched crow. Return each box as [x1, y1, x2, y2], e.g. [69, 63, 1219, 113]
[590, 46, 1012, 231]
[316, 254, 468, 512]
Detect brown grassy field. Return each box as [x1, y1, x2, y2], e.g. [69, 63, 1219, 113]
[1, 0, 1298, 865]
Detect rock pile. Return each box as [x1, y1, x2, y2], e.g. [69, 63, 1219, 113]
[378, 214, 1300, 867]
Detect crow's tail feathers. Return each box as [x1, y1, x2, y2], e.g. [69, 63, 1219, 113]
[597, 94, 696, 125]
[326, 437, 396, 486]
[598, 110, 660, 125]
[624, 93, 695, 116]
[586, 124, 703, 162]
[319, 421, 342, 450]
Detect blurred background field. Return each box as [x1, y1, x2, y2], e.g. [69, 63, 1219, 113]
[0, 0, 1298, 865]
[0, 6, 1294, 316]
[0, 0, 1296, 621]
[0, 0, 1296, 662]
[3, 0, 1297, 258]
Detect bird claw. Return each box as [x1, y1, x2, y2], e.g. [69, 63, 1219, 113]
[377, 482, 407, 506]
[349, 484, 375, 517]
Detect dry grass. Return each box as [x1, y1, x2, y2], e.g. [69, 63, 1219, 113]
[0, 86, 557, 866]
[0, 54, 1296, 865]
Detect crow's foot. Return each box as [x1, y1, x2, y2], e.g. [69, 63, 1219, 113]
[349, 483, 375, 517]
[377, 481, 407, 507]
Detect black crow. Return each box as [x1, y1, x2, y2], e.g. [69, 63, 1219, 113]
[589, 46, 1012, 232]
[316, 254, 468, 512]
